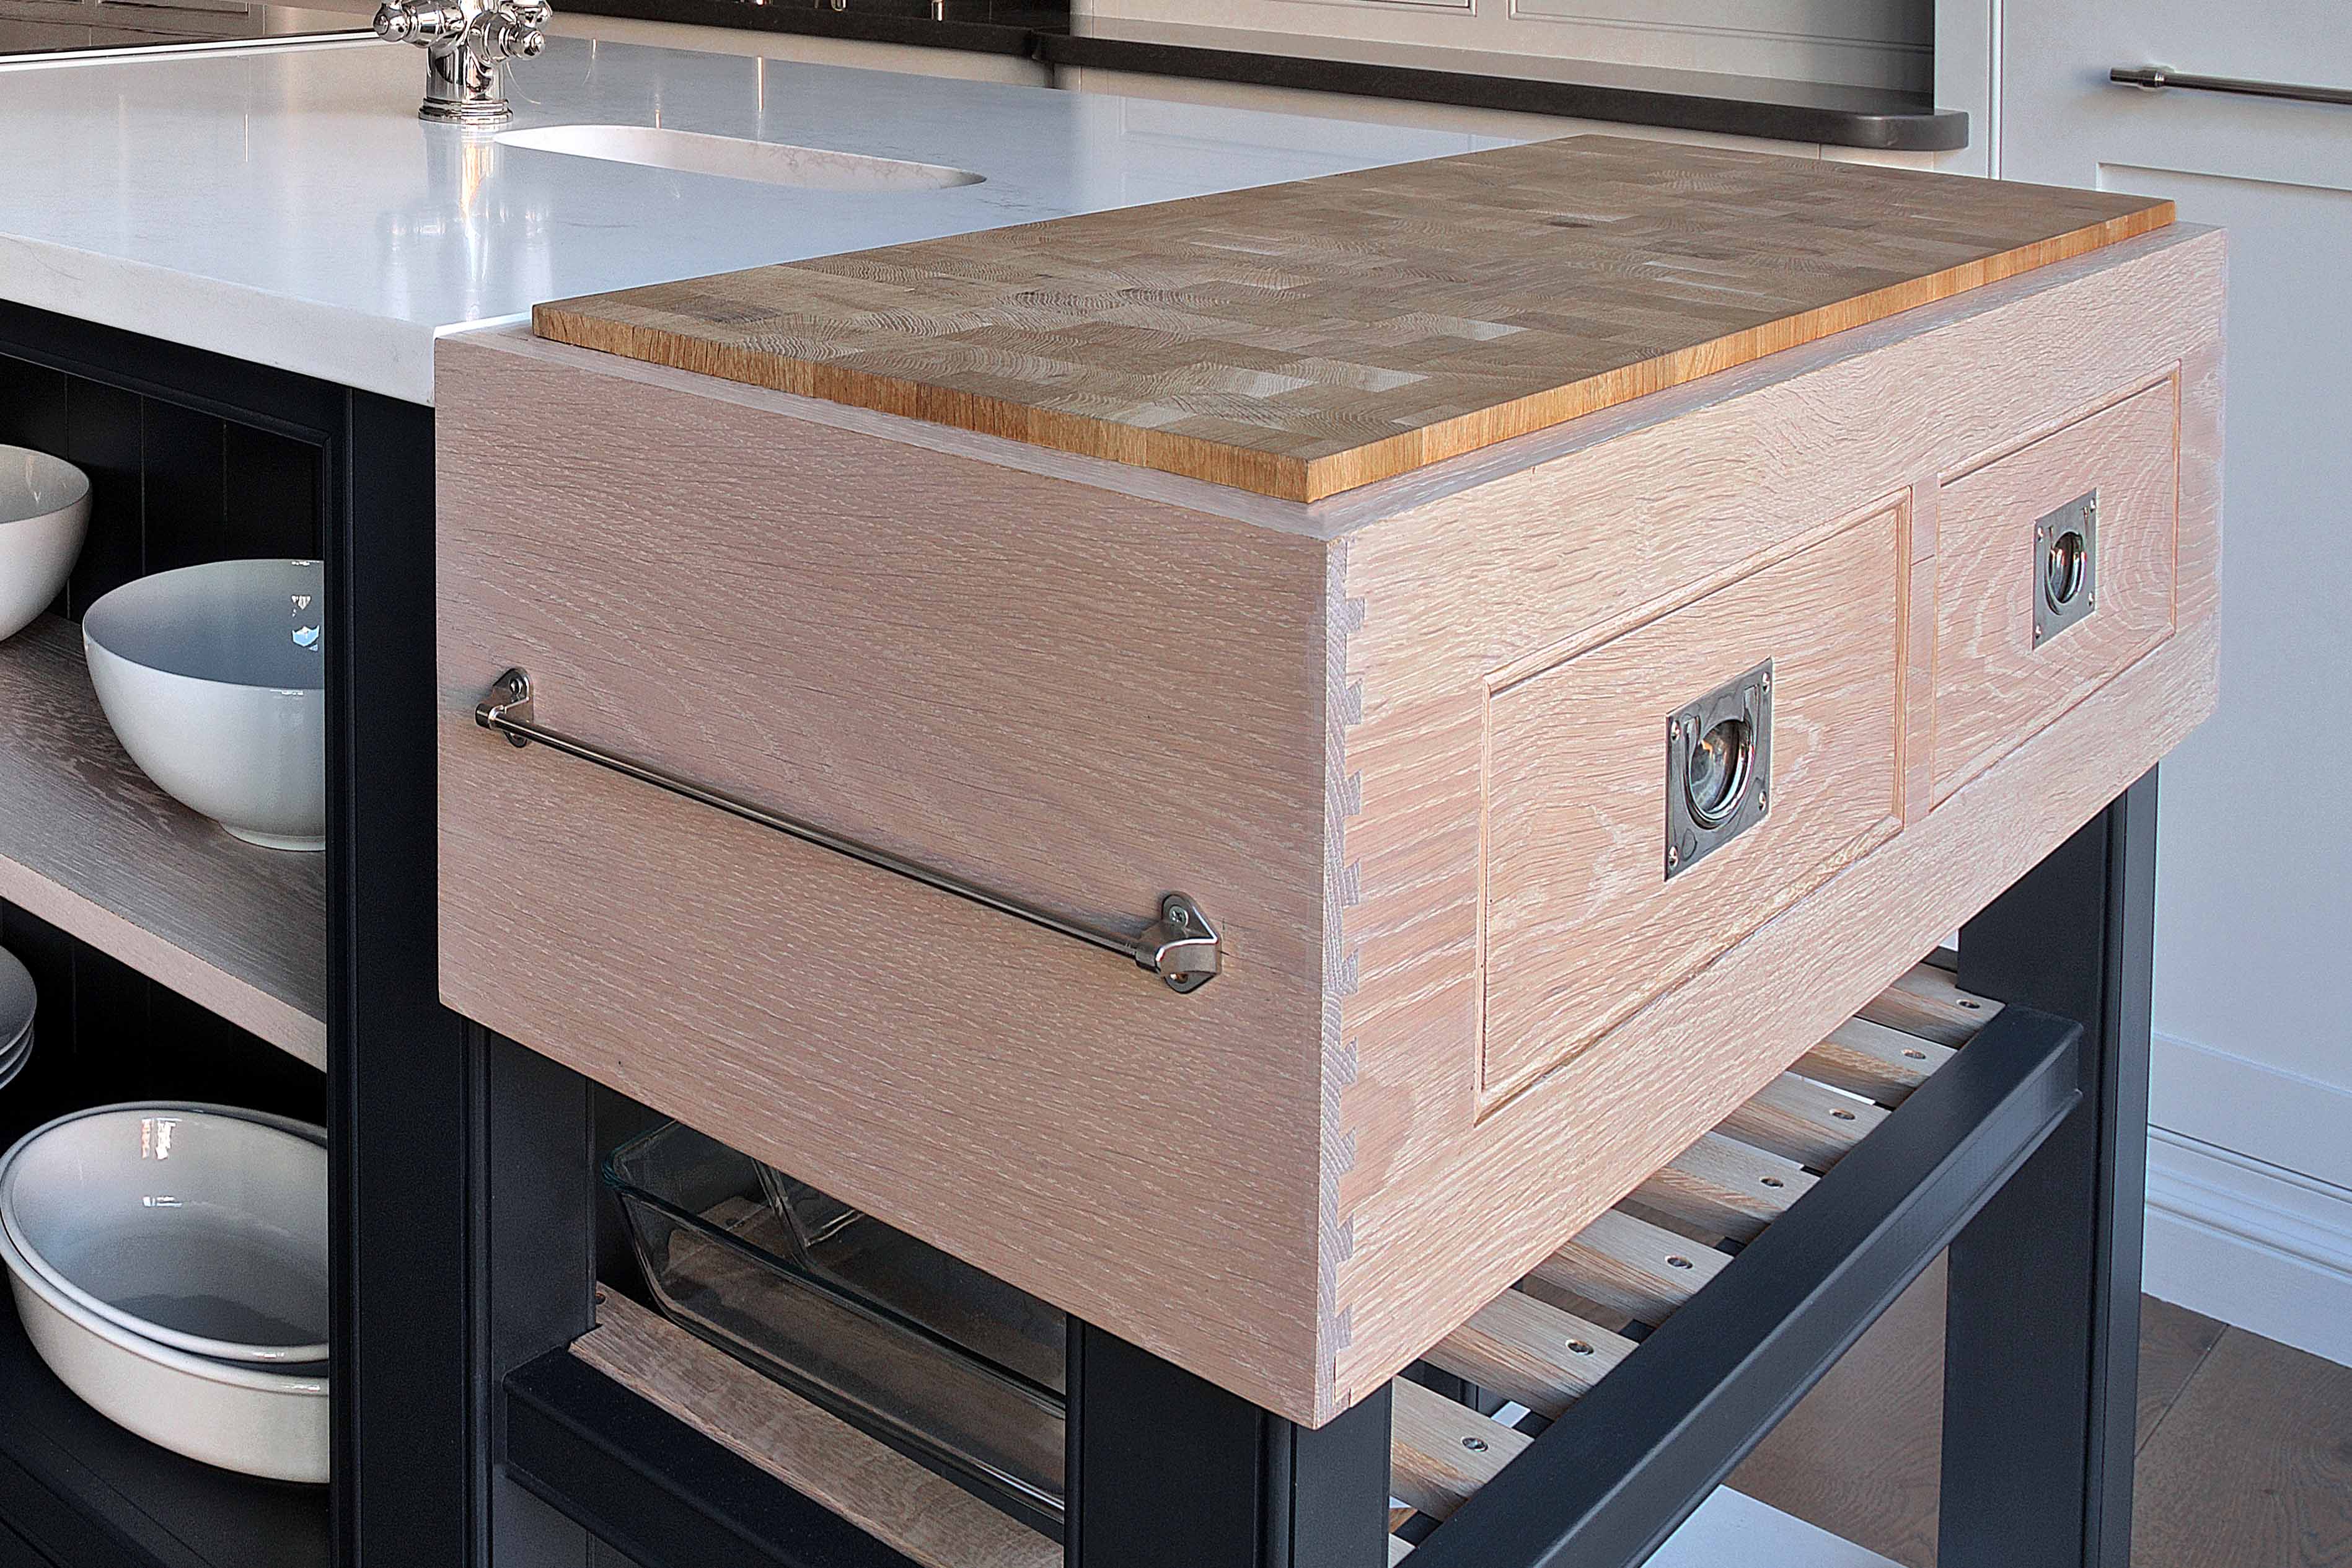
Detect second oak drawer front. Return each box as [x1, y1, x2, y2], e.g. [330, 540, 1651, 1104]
[1932, 378, 2180, 803]
[1478, 503, 1908, 1109]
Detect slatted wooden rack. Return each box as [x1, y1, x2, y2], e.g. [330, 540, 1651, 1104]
[1385, 959, 1996, 1559]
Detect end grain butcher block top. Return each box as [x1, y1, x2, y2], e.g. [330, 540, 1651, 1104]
[532, 135, 2172, 501]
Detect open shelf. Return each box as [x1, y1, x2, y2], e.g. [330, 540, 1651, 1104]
[0, 1271, 329, 1568]
[0, 615, 323, 1067]
[531, 1291, 1057, 1568]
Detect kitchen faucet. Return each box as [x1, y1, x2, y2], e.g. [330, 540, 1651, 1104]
[373, 0, 549, 123]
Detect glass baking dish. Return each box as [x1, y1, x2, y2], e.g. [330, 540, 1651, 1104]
[602, 1121, 1065, 1531]
[755, 1163, 1067, 1396]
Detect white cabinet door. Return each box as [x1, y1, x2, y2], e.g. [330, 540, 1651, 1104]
[2001, 7, 2352, 1183]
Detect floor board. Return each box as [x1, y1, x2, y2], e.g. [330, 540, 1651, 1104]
[1727, 1257, 1947, 1568]
[2135, 1296, 2227, 1454]
[2133, 1329, 2352, 1568]
[1729, 1262, 2343, 1568]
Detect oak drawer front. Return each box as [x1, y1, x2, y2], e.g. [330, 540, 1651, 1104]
[1931, 379, 2179, 803]
[1478, 504, 1908, 1109]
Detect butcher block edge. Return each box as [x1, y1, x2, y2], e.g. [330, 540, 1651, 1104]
[532, 137, 2175, 503]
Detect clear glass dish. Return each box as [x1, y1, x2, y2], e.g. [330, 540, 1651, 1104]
[603, 1121, 1064, 1530]
[755, 1163, 1067, 1397]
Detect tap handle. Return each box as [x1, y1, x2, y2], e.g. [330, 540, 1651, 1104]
[373, 0, 462, 42]
[483, 0, 549, 61]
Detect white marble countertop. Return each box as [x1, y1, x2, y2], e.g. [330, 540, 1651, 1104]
[0, 35, 1481, 403]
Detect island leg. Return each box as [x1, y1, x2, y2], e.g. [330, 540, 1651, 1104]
[1065, 1323, 1394, 1568]
[1944, 770, 2157, 1568]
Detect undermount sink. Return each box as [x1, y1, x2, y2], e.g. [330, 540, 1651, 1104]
[494, 125, 985, 192]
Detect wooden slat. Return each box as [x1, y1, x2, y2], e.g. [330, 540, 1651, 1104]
[0, 614, 325, 1065]
[571, 1292, 1059, 1568]
[1856, 961, 2003, 1049]
[1526, 1209, 1732, 1326]
[1719, 1073, 1891, 1170]
[1633, 1131, 1818, 1244]
[1388, 1535, 1414, 1564]
[536, 137, 2174, 502]
[1389, 1380, 1529, 1522]
[1798, 1016, 1958, 1107]
[1421, 1288, 1637, 1420]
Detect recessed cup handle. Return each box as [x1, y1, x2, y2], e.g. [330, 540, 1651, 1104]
[1665, 661, 1774, 881]
[2032, 491, 2099, 648]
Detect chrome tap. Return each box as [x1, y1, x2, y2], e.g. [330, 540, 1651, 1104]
[374, 0, 548, 124]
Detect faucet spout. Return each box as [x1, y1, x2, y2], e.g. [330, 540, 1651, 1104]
[375, 0, 548, 124]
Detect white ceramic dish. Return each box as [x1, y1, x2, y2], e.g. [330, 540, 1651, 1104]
[0, 1209, 328, 1482]
[0, 1104, 327, 1367]
[0, 1025, 31, 1094]
[0, 948, 33, 1094]
[0, 946, 32, 1046]
[82, 560, 326, 850]
[0, 446, 87, 643]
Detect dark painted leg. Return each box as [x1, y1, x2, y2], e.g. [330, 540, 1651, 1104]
[1944, 770, 2157, 1568]
[333, 392, 488, 1568]
[1065, 1323, 1393, 1568]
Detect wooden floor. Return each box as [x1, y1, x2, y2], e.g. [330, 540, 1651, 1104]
[1730, 1262, 2352, 1566]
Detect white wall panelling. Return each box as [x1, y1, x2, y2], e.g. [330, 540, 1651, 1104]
[1997, 0, 2352, 1343]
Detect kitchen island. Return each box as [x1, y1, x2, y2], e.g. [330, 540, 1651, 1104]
[0, 32, 2221, 1568]
[0, 38, 1466, 1568]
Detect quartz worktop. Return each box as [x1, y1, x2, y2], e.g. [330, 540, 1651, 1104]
[0, 35, 1471, 402]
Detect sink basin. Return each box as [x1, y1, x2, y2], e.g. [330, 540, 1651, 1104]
[495, 126, 984, 192]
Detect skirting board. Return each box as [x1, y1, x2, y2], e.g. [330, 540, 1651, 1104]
[2144, 1128, 2352, 1370]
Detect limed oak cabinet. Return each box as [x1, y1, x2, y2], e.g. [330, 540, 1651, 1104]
[433, 138, 2222, 1429]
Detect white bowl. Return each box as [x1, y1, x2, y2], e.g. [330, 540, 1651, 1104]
[82, 560, 325, 851]
[0, 945, 32, 1049]
[0, 1104, 327, 1366]
[0, 446, 89, 642]
[0, 1221, 328, 1482]
[0, 1109, 327, 1484]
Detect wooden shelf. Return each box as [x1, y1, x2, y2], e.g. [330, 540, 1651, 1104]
[0, 1277, 330, 1568]
[566, 1293, 1058, 1568]
[0, 615, 324, 1066]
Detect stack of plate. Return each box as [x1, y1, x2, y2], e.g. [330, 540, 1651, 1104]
[0, 948, 33, 1093]
[0, 1103, 329, 1482]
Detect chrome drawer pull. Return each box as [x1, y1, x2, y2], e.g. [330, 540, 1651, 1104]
[1664, 661, 1773, 882]
[475, 668, 1223, 993]
[2111, 65, 2352, 107]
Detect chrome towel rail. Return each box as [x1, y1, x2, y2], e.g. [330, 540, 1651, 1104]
[475, 669, 1223, 993]
[2112, 65, 2352, 107]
